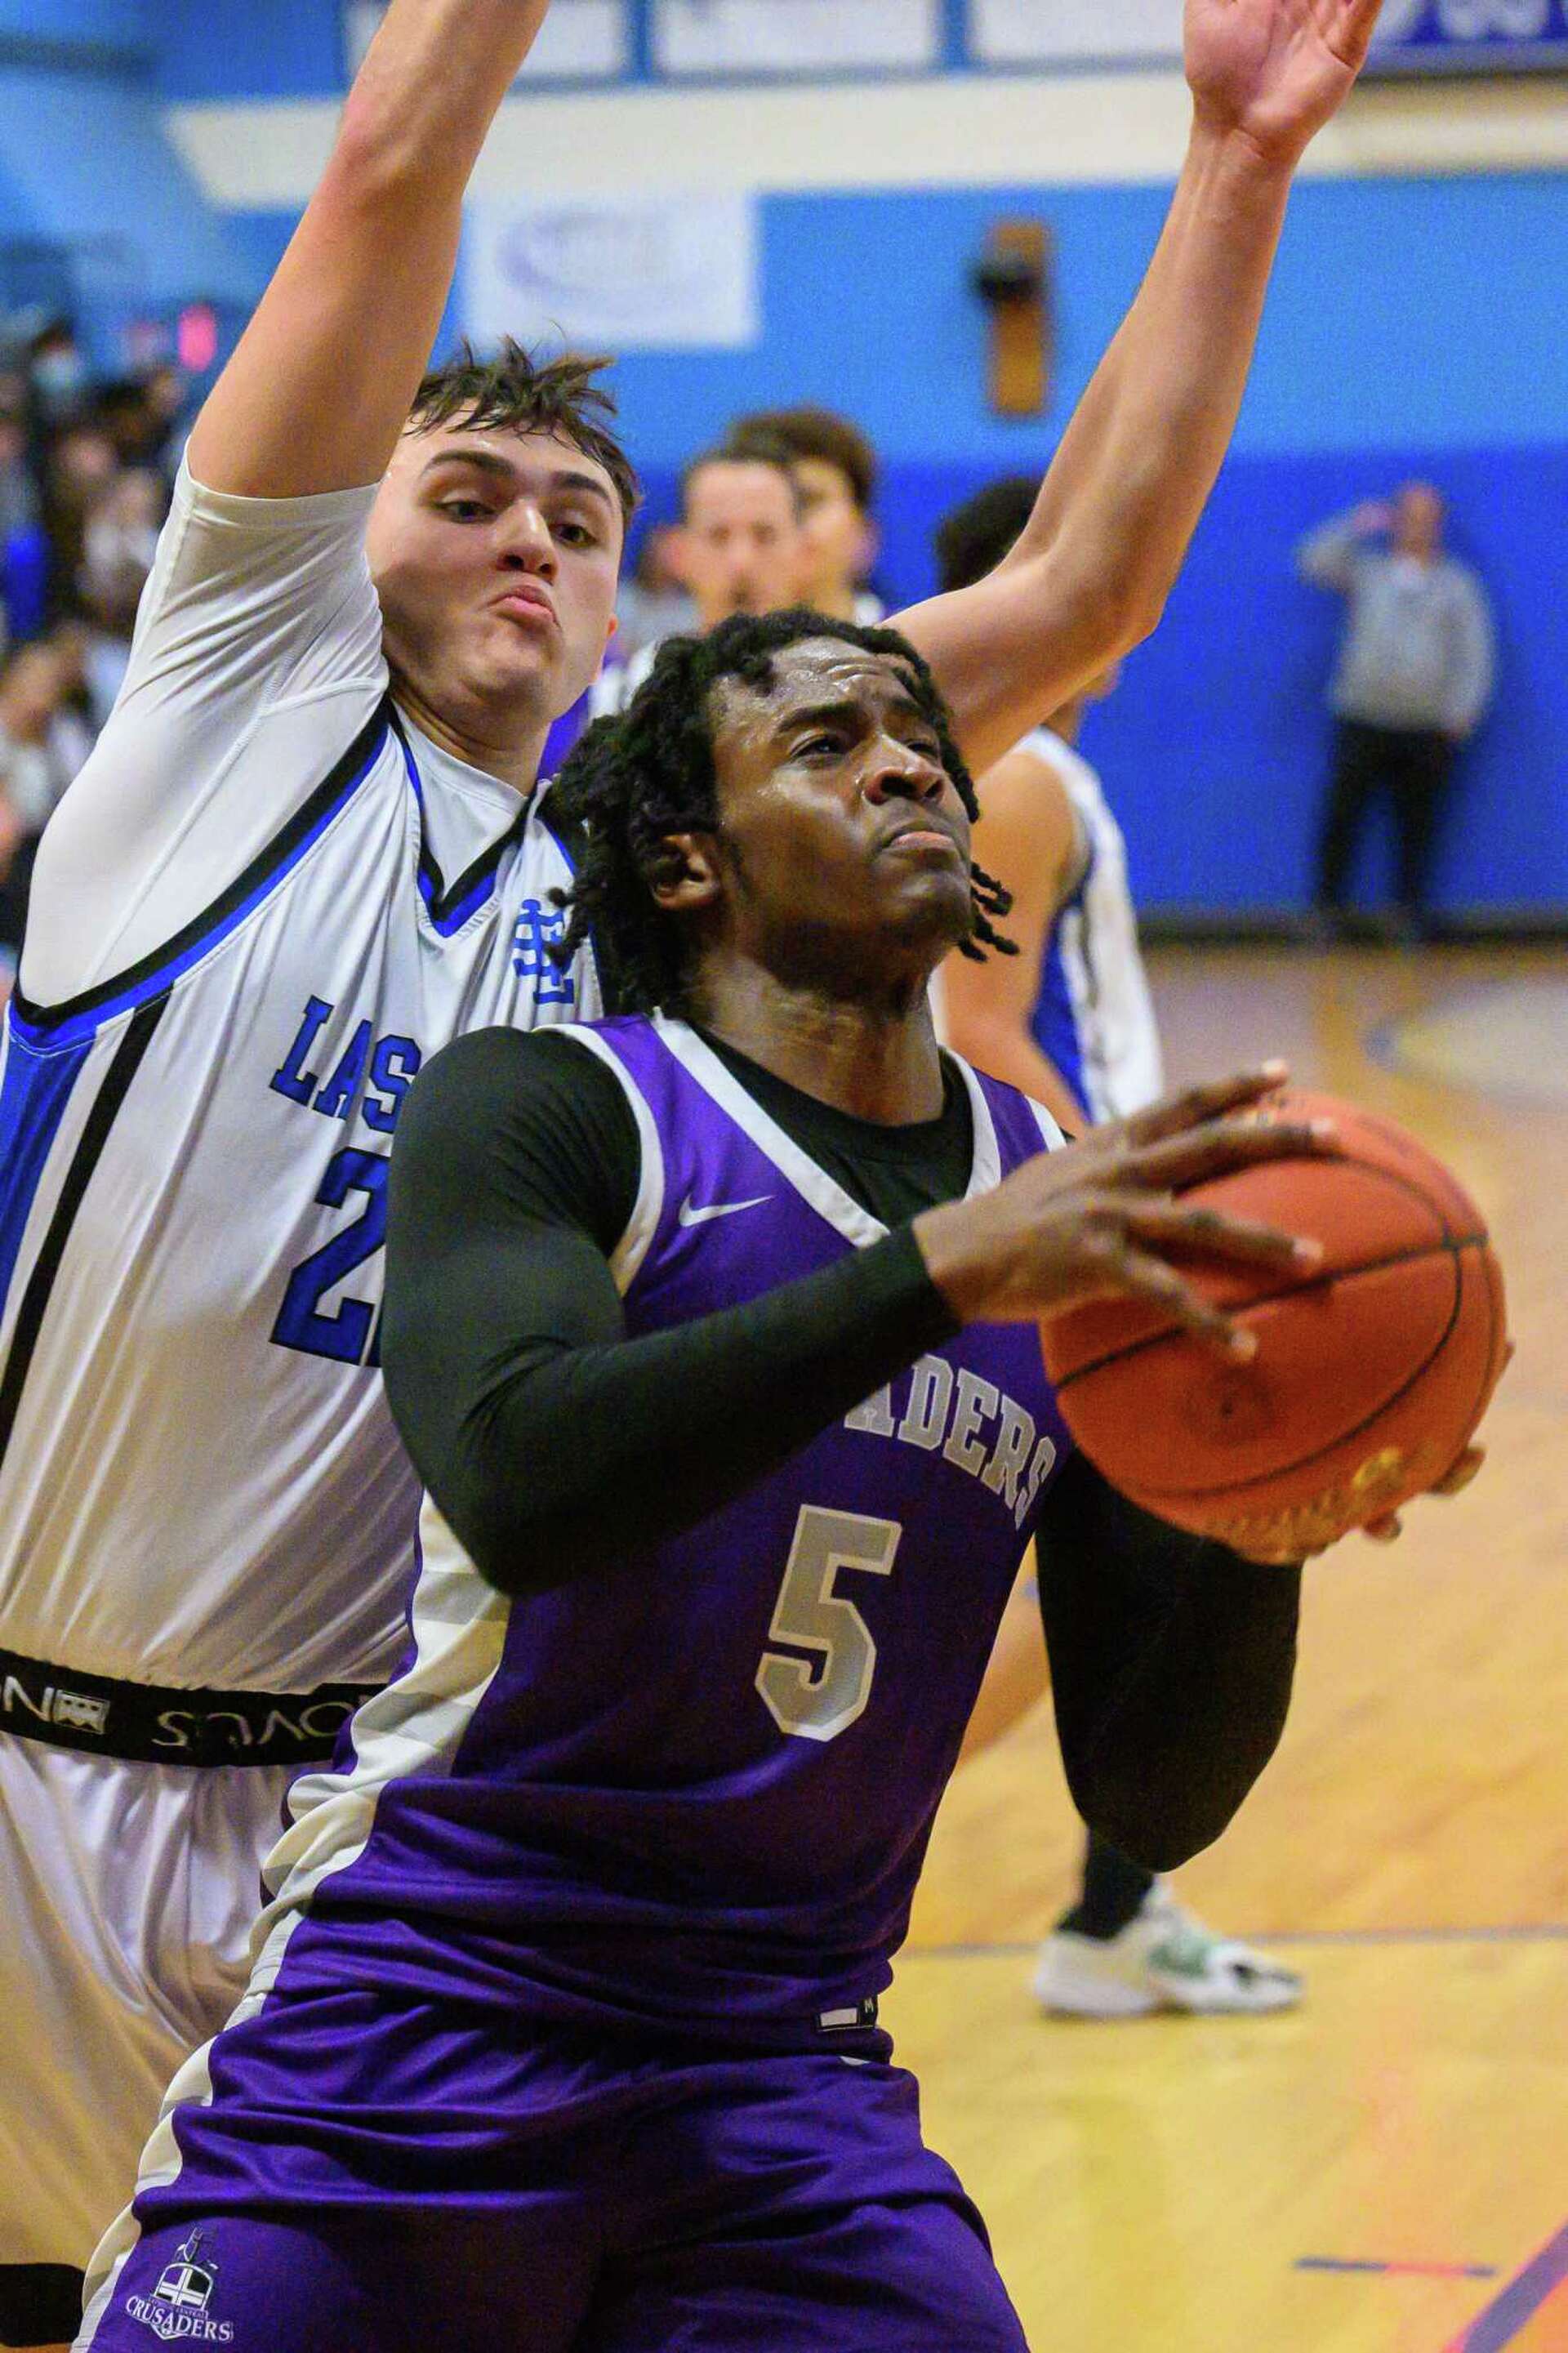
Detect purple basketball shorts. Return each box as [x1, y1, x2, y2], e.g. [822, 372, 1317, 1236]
[78, 1978, 1027, 2351]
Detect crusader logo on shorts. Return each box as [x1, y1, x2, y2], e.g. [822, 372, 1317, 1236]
[125, 2230, 235, 2342]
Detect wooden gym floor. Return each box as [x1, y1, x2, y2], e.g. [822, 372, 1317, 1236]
[891, 946, 1568, 2353]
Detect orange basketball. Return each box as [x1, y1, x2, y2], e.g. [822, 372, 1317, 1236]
[1039, 1093, 1509, 1555]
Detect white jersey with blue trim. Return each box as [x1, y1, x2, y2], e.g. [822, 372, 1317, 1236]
[1024, 728, 1164, 1123]
[0, 463, 599, 1694]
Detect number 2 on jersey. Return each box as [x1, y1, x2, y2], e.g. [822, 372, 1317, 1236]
[756, 1505, 903, 1743]
[271, 1148, 389, 1366]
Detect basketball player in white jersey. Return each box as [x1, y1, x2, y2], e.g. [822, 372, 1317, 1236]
[589, 440, 810, 720]
[938, 476, 1303, 2018]
[0, 0, 1394, 2333]
[729, 404, 886, 626]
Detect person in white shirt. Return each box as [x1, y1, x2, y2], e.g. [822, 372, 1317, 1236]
[590, 439, 811, 719]
[729, 404, 885, 626]
[0, 0, 1394, 2332]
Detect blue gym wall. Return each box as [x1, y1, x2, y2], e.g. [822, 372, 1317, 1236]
[0, 0, 252, 345]
[20, 2, 1568, 912]
[578, 171, 1568, 917]
[0, 0, 148, 44]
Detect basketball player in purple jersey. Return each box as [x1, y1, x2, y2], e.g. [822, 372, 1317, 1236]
[78, 612, 1483, 2350]
[10, 0, 1400, 2334]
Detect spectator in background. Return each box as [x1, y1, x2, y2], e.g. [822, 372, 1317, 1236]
[76, 466, 163, 723]
[729, 402, 883, 624]
[0, 395, 45, 648]
[590, 439, 809, 717]
[1298, 484, 1495, 939]
[0, 319, 176, 704]
[141, 363, 191, 481]
[97, 364, 189, 484]
[39, 417, 119, 622]
[0, 632, 84, 987]
[0, 407, 38, 542]
[25, 316, 91, 432]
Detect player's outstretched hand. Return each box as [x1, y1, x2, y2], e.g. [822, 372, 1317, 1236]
[1184, 0, 1388, 169]
[913, 1061, 1336, 1349]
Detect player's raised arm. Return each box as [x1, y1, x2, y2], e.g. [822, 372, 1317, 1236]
[895, 0, 1388, 775]
[188, 0, 552, 498]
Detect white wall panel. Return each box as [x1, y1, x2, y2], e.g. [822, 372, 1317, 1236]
[167, 71, 1568, 209]
[344, 0, 627, 83]
[971, 0, 1180, 68]
[655, 0, 939, 76]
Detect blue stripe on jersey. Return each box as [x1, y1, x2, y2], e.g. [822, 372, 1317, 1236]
[9, 713, 390, 1057]
[394, 724, 528, 939]
[1029, 919, 1089, 1124]
[0, 993, 169, 1478]
[0, 1019, 93, 1328]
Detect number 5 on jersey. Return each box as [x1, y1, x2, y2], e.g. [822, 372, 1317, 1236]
[756, 1505, 903, 1743]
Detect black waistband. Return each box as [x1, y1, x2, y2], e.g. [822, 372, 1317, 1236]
[0, 1646, 381, 1767]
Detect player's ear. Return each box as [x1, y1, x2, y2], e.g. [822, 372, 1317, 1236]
[648, 831, 721, 914]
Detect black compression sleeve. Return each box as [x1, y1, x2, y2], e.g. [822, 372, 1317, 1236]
[382, 1027, 960, 1596]
[1035, 1453, 1301, 1871]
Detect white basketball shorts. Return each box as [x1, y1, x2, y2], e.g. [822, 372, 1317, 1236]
[0, 1737, 292, 2287]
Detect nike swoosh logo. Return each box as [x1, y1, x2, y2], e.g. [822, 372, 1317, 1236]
[677, 1192, 773, 1228]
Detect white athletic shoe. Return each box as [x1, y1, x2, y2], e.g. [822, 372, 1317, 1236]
[1033, 1883, 1303, 2018]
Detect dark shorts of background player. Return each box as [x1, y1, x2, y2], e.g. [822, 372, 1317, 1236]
[81, 1980, 1028, 2353]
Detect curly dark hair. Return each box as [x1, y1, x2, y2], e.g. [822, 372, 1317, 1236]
[410, 340, 639, 530]
[550, 608, 1015, 1016]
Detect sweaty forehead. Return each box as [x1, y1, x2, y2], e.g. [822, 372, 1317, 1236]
[759, 639, 923, 714]
[710, 639, 931, 772]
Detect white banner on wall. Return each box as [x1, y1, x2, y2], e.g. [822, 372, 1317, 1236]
[1365, 0, 1568, 70]
[970, 0, 1181, 67]
[343, 0, 627, 82]
[656, 0, 939, 76]
[466, 194, 760, 351]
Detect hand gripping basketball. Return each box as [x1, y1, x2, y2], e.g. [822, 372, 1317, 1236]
[915, 1063, 1333, 1352]
[914, 1067, 1508, 1564]
[1040, 1084, 1507, 1561]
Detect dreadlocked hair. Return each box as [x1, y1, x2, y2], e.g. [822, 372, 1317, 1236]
[550, 607, 1015, 1017]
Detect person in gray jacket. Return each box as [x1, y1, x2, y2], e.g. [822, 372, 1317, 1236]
[1298, 482, 1494, 936]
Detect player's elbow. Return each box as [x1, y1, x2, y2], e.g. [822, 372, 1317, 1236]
[325, 96, 434, 214]
[456, 1508, 586, 1600]
[425, 1448, 606, 1598]
[1064, 565, 1162, 676]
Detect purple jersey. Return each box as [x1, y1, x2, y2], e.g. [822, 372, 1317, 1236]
[247, 1015, 1071, 2050]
